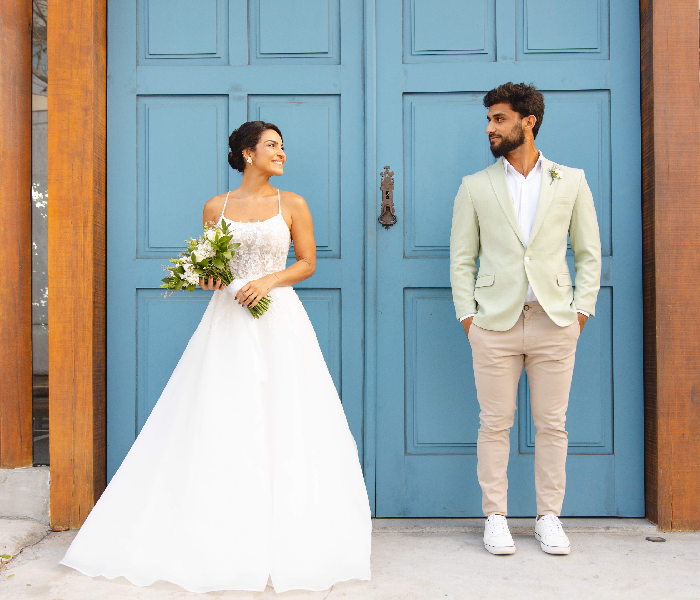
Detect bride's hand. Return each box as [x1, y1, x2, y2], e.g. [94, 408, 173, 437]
[235, 274, 277, 308]
[199, 276, 226, 291]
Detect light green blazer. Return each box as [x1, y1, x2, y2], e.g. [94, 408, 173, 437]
[449, 157, 602, 331]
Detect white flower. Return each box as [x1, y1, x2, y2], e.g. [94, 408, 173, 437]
[206, 228, 217, 242]
[183, 264, 199, 286]
[548, 166, 563, 185]
[193, 240, 215, 263]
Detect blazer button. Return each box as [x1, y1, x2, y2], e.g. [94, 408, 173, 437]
[524, 257, 530, 262]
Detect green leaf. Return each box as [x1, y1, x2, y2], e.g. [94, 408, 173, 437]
[212, 258, 224, 270]
[187, 284, 196, 292]
[1, 555, 11, 559]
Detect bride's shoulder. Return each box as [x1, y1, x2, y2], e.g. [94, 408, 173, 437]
[279, 190, 308, 212]
[202, 193, 227, 222]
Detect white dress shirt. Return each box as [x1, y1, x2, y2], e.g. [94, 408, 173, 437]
[505, 152, 543, 303]
[459, 152, 588, 321]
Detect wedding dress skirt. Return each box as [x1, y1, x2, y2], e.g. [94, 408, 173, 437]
[60, 283, 372, 593]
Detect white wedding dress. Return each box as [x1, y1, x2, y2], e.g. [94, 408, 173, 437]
[60, 191, 372, 593]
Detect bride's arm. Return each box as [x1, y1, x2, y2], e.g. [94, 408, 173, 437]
[235, 193, 316, 308]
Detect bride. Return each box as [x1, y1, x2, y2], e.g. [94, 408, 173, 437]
[60, 121, 372, 593]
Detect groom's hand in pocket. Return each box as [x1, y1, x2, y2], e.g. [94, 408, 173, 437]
[462, 316, 474, 338]
[577, 312, 588, 333]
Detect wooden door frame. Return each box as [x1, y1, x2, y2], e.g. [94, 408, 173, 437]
[0, 0, 33, 469]
[640, 0, 700, 530]
[45, 0, 107, 529]
[10, 0, 691, 529]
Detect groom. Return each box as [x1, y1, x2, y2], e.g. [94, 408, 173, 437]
[450, 83, 601, 555]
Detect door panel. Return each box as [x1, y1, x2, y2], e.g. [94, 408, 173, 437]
[137, 95, 229, 257]
[248, 95, 341, 258]
[375, 0, 642, 516]
[403, 93, 491, 258]
[404, 0, 496, 62]
[107, 0, 365, 478]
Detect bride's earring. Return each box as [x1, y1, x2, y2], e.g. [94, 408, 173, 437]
[246, 156, 252, 165]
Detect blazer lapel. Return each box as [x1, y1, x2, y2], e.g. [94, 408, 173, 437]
[528, 156, 560, 245]
[486, 159, 526, 247]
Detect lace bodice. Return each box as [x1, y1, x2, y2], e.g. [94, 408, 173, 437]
[219, 190, 291, 281]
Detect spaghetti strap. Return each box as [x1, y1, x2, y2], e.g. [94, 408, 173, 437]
[277, 189, 281, 215]
[220, 191, 230, 221]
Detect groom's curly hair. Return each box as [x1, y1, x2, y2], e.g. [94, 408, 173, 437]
[483, 83, 545, 139]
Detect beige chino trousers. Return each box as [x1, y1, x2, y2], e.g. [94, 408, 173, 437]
[468, 302, 579, 516]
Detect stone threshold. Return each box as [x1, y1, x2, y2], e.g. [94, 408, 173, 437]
[372, 518, 658, 534]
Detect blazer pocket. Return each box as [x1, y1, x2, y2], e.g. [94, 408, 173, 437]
[552, 197, 573, 212]
[475, 274, 495, 288]
[557, 272, 573, 287]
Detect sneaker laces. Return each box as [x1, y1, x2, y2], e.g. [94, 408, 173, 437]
[540, 514, 565, 535]
[487, 514, 509, 536]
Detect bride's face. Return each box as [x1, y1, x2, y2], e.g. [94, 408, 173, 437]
[248, 130, 285, 176]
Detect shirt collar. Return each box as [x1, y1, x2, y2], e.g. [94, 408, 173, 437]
[503, 151, 544, 179]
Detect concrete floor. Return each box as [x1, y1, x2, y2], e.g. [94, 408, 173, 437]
[1, 519, 699, 599]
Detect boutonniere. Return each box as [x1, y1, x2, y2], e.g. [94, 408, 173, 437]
[548, 165, 562, 185]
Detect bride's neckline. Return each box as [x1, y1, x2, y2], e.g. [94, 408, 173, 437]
[220, 213, 284, 226]
[219, 189, 284, 226]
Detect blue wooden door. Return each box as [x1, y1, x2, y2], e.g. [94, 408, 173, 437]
[374, 0, 644, 516]
[107, 0, 644, 518]
[106, 1, 365, 479]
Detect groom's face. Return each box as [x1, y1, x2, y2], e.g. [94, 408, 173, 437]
[486, 102, 526, 158]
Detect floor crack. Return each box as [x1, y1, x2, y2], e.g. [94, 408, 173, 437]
[0, 526, 51, 572]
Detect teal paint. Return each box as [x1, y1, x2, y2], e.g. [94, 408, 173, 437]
[108, 0, 643, 517]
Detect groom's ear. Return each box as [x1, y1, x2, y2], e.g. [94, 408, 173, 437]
[522, 114, 537, 134]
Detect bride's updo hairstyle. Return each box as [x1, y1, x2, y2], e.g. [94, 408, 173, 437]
[228, 121, 283, 173]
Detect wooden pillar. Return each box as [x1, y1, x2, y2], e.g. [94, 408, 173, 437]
[641, 0, 700, 530]
[0, 0, 33, 469]
[47, 0, 107, 528]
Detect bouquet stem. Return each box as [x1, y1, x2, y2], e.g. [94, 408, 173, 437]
[248, 296, 272, 319]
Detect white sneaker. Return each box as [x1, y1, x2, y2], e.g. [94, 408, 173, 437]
[535, 515, 571, 555]
[483, 514, 516, 555]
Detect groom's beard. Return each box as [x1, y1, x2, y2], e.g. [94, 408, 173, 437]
[489, 122, 526, 158]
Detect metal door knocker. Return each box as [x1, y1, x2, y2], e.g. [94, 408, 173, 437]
[378, 165, 397, 229]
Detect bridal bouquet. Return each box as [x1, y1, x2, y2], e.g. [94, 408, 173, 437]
[160, 220, 272, 318]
